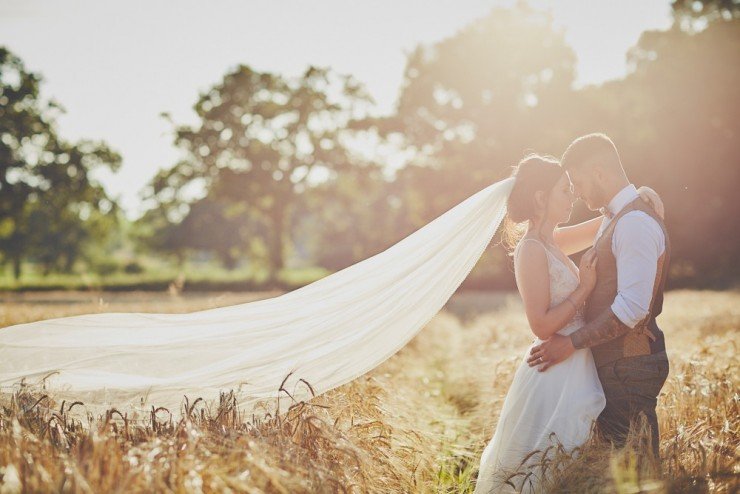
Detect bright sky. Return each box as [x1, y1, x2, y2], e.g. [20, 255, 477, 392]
[0, 0, 673, 219]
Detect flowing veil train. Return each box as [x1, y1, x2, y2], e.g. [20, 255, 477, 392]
[0, 177, 515, 419]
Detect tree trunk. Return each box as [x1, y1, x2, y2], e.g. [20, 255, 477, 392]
[12, 255, 22, 280]
[63, 252, 76, 273]
[220, 249, 239, 271]
[267, 206, 286, 283]
[175, 250, 186, 268]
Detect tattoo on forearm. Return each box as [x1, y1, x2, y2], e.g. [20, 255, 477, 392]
[570, 310, 631, 349]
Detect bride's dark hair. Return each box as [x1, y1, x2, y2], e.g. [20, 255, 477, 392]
[501, 153, 565, 252]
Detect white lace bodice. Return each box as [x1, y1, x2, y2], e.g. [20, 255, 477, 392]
[514, 237, 585, 336]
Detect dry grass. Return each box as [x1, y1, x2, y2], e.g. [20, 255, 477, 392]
[0, 289, 737, 493]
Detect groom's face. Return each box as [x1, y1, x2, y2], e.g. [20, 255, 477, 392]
[567, 169, 607, 211]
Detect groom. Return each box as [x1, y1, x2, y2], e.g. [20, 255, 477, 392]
[526, 133, 670, 457]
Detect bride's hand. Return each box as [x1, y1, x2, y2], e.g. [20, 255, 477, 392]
[578, 248, 598, 292]
[637, 186, 665, 219]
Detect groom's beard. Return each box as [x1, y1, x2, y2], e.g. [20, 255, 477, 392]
[589, 182, 609, 211]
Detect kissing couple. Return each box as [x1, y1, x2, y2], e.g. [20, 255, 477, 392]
[474, 133, 670, 493]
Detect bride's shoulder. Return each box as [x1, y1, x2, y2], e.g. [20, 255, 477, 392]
[513, 236, 548, 264]
[513, 236, 551, 285]
[514, 236, 545, 253]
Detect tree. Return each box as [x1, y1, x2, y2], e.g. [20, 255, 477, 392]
[546, 3, 740, 284]
[358, 1, 740, 286]
[359, 2, 577, 225]
[142, 65, 374, 280]
[622, 17, 740, 281]
[0, 47, 121, 278]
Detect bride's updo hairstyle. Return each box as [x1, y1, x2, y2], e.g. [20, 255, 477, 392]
[502, 153, 565, 251]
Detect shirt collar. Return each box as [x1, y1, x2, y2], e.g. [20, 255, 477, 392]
[604, 184, 638, 218]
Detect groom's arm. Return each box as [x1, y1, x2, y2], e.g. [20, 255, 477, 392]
[570, 308, 631, 349]
[569, 212, 665, 349]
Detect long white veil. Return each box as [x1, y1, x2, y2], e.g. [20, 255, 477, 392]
[0, 177, 514, 420]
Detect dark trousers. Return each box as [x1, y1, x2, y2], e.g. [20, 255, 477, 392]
[596, 351, 669, 456]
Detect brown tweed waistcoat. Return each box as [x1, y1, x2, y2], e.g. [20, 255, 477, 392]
[586, 197, 670, 367]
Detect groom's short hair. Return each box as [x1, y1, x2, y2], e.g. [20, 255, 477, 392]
[560, 133, 623, 174]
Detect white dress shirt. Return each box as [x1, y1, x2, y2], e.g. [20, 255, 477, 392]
[596, 184, 666, 328]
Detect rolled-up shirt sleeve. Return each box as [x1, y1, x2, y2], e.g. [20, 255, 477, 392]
[610, 212, 665, 328]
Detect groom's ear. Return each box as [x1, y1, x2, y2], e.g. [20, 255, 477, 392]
[588, 162, 606, 184]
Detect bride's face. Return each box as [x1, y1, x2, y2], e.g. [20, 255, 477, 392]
[545, 174, 576, 225]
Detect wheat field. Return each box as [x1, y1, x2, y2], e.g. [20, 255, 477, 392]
[0, 289, 737, 493]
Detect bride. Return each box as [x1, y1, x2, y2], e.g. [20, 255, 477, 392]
[473, 154, 662, 493]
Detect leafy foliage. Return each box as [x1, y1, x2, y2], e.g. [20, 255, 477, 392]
[140, 65, 375, 279]
[0, 47, 121, 278]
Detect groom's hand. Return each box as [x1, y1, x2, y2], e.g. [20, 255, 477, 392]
[526, 334, 576, 372]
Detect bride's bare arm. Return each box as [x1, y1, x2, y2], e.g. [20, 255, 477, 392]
[554, 186, 665, 256]
[515, 242, 597, 340]
[553, 217, 602, 257]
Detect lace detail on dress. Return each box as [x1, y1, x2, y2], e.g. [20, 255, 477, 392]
[514, 237, 584, 336]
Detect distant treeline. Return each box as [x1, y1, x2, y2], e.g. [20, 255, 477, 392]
[1, 0, 738, 290]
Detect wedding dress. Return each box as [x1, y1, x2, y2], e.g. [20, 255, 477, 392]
[0, 178, 514, 420]
[473, 237, 606, 493]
